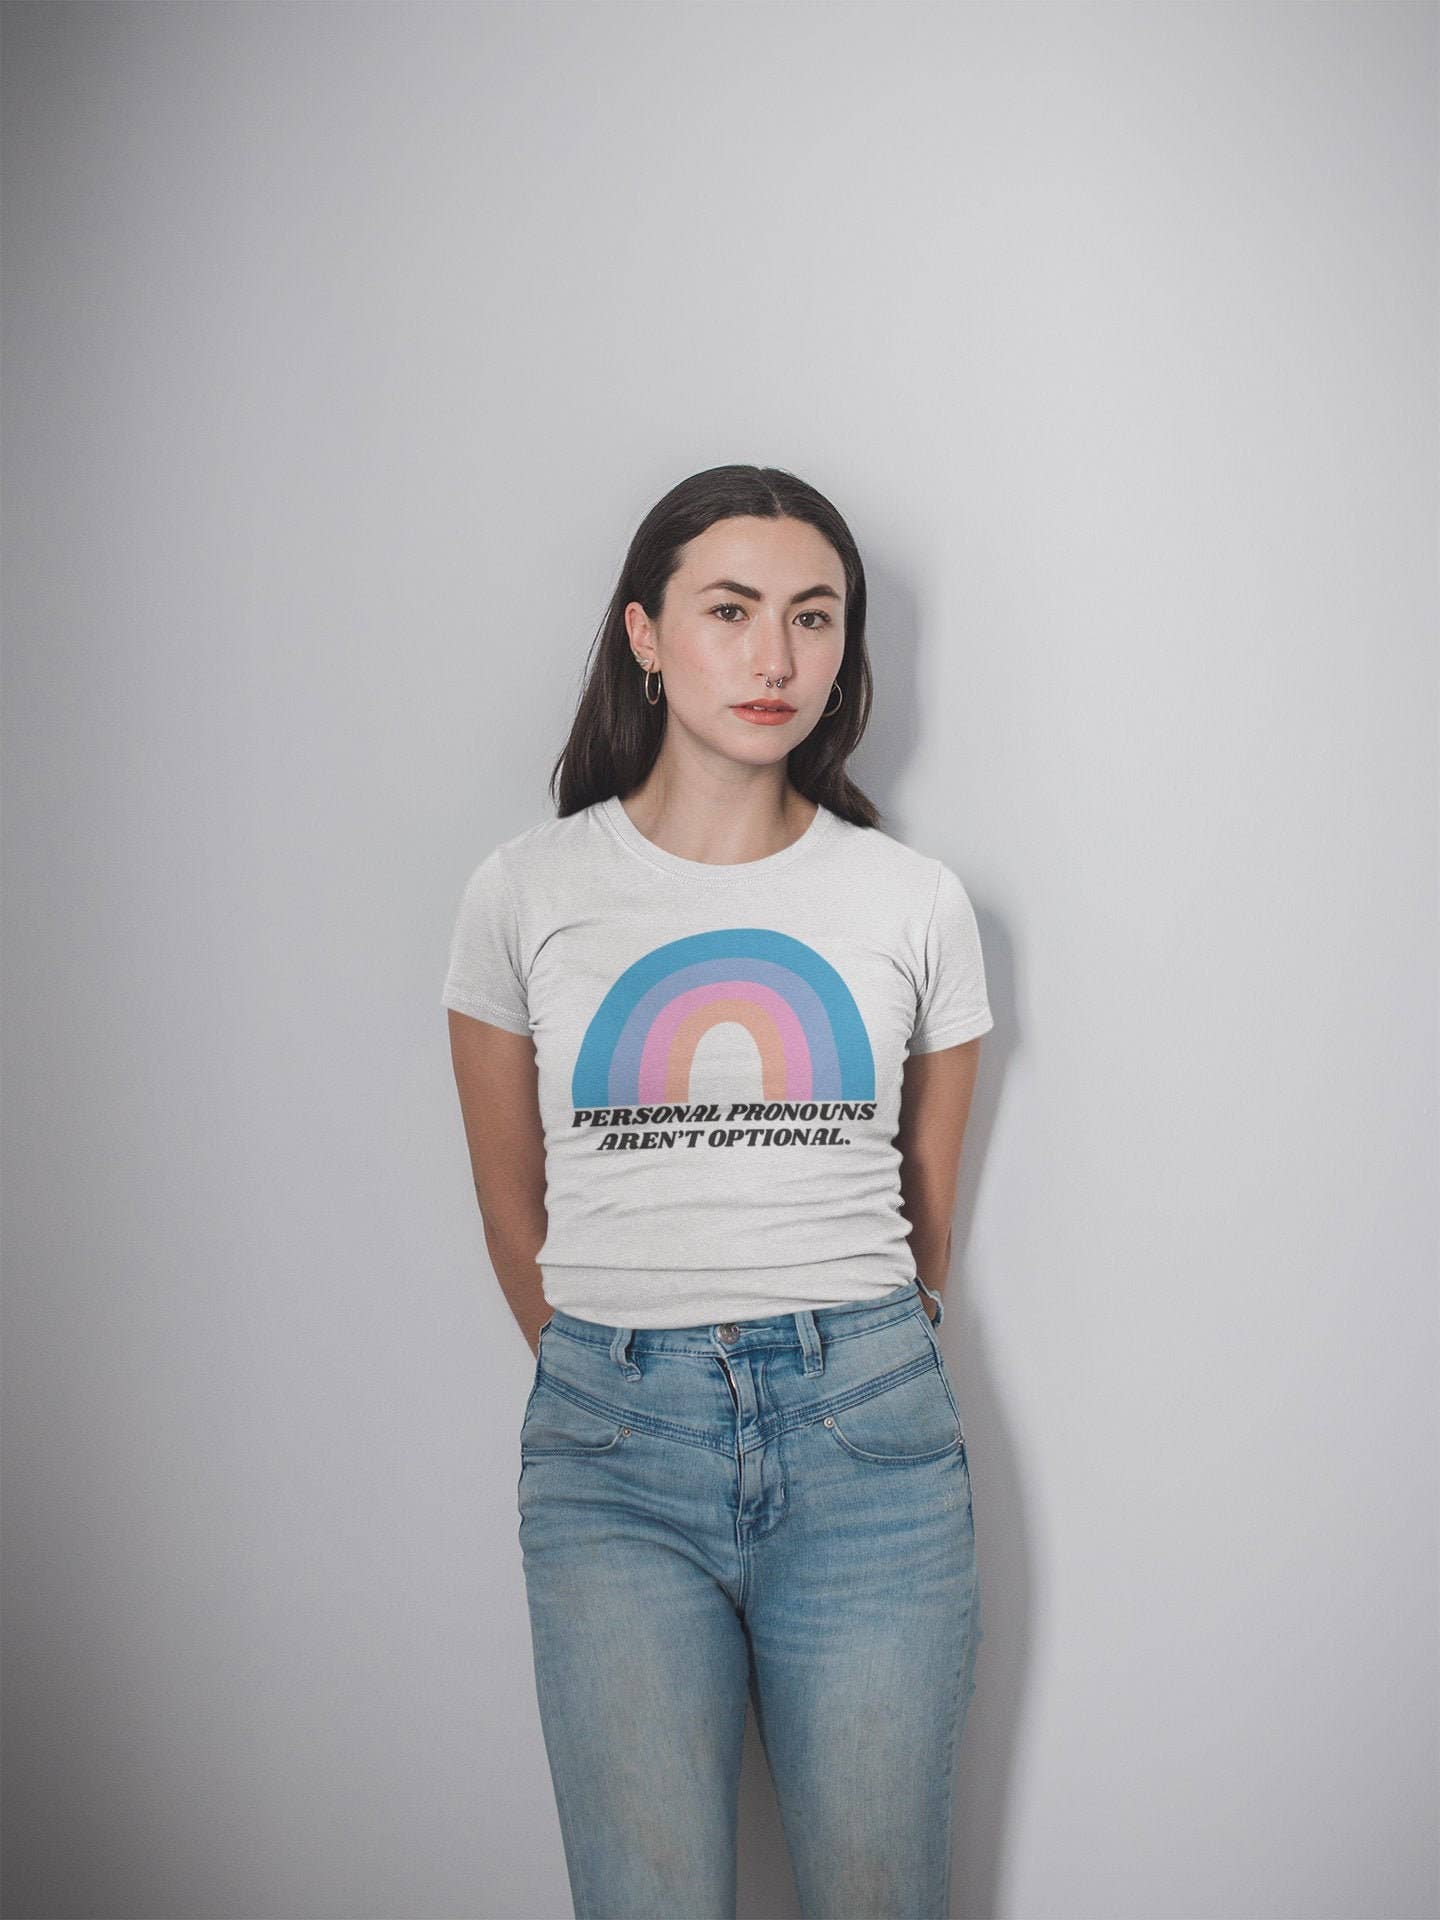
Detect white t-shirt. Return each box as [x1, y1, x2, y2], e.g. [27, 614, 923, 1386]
[441, 794, 993, 1328]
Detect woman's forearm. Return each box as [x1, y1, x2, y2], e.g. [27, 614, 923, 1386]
[482, 1221, 549, 1358]
[909, 1221, 953, 1318]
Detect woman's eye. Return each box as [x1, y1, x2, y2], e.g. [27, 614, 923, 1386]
[710, 604, 832, 628]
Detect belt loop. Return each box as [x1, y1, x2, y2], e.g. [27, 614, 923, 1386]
[914, 1275, 946, 1327]
[609, 1325, 642, 1378]
[794, 1308, 824, 1374]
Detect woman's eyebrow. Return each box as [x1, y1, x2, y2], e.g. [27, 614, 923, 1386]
[695, 578, 842, 605]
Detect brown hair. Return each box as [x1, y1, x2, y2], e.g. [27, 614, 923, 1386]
[548, 463, 881, 827]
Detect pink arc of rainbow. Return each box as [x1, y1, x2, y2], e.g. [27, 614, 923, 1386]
[636, 979, 811, 1104]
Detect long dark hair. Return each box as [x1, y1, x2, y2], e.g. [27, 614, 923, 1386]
[548, 464, 881, 828]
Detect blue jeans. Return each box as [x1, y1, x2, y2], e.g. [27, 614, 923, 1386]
[516, 1277, 981, 1919]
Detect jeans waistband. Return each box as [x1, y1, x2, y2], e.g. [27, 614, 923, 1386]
[543, 1273, 945, 1378]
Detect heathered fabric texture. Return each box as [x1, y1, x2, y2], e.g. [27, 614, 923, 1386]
[442, 795, 993, 1328]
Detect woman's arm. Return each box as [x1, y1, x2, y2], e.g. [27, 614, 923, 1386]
[896, 1037, 984, 1316]
[447, 1009, 550, 1356]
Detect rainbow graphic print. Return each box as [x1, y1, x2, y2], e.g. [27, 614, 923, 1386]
[571, 928, 876, 1109]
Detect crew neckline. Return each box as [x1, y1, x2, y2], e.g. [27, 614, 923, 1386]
[598, 792, 837, 880]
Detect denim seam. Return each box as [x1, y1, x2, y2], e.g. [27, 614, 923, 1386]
[823, 1415, 964, 1467]
[787, 1348, 938, 1433]
[533, 1370, 729, 1454]
[938, 1568, 980, 1916]
[533, 1327, 947, 1454]
[914, 1306, 968, 1444]
[738, 1341, 953, 1449]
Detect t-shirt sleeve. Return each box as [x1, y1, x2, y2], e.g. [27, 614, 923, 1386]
[909, 861, 994, 1053]
[440, 847, 532, 1035]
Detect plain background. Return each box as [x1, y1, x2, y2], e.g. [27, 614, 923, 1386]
[2, 3, 1435, 1917]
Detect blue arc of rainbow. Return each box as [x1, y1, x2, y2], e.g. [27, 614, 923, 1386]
[571, 928, 875, 1108]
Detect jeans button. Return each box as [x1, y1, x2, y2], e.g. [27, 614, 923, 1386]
[717, 1323, 740, 1344]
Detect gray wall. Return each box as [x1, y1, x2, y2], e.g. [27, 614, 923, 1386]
[3, 3, 1435, 1917]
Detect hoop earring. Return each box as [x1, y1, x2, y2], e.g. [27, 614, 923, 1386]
[644, 668, 662, 707]
[823, 681, 843, 718]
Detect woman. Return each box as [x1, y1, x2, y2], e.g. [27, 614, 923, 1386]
[442, 463, 992, 1920]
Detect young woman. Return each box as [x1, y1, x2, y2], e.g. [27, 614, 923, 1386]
[442, 464, 992, 1920]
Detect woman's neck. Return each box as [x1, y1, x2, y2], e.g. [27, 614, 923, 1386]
[617, 772, 817, 867]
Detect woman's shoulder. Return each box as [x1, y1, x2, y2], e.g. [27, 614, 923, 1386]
[479, 802, 605, 868]
[822, 808, 949, 883]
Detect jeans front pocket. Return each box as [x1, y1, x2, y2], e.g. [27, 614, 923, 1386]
[520, 1372, 635, 1460]
[819, 1313, 967, 1467]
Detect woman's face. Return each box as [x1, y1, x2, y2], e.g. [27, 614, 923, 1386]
[627, 515, 847, 770]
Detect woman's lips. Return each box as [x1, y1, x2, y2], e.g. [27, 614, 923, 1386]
[730, 704, 796, 725]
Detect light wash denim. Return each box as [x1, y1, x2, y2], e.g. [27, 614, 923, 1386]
[515, 1276, 981, 1920]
